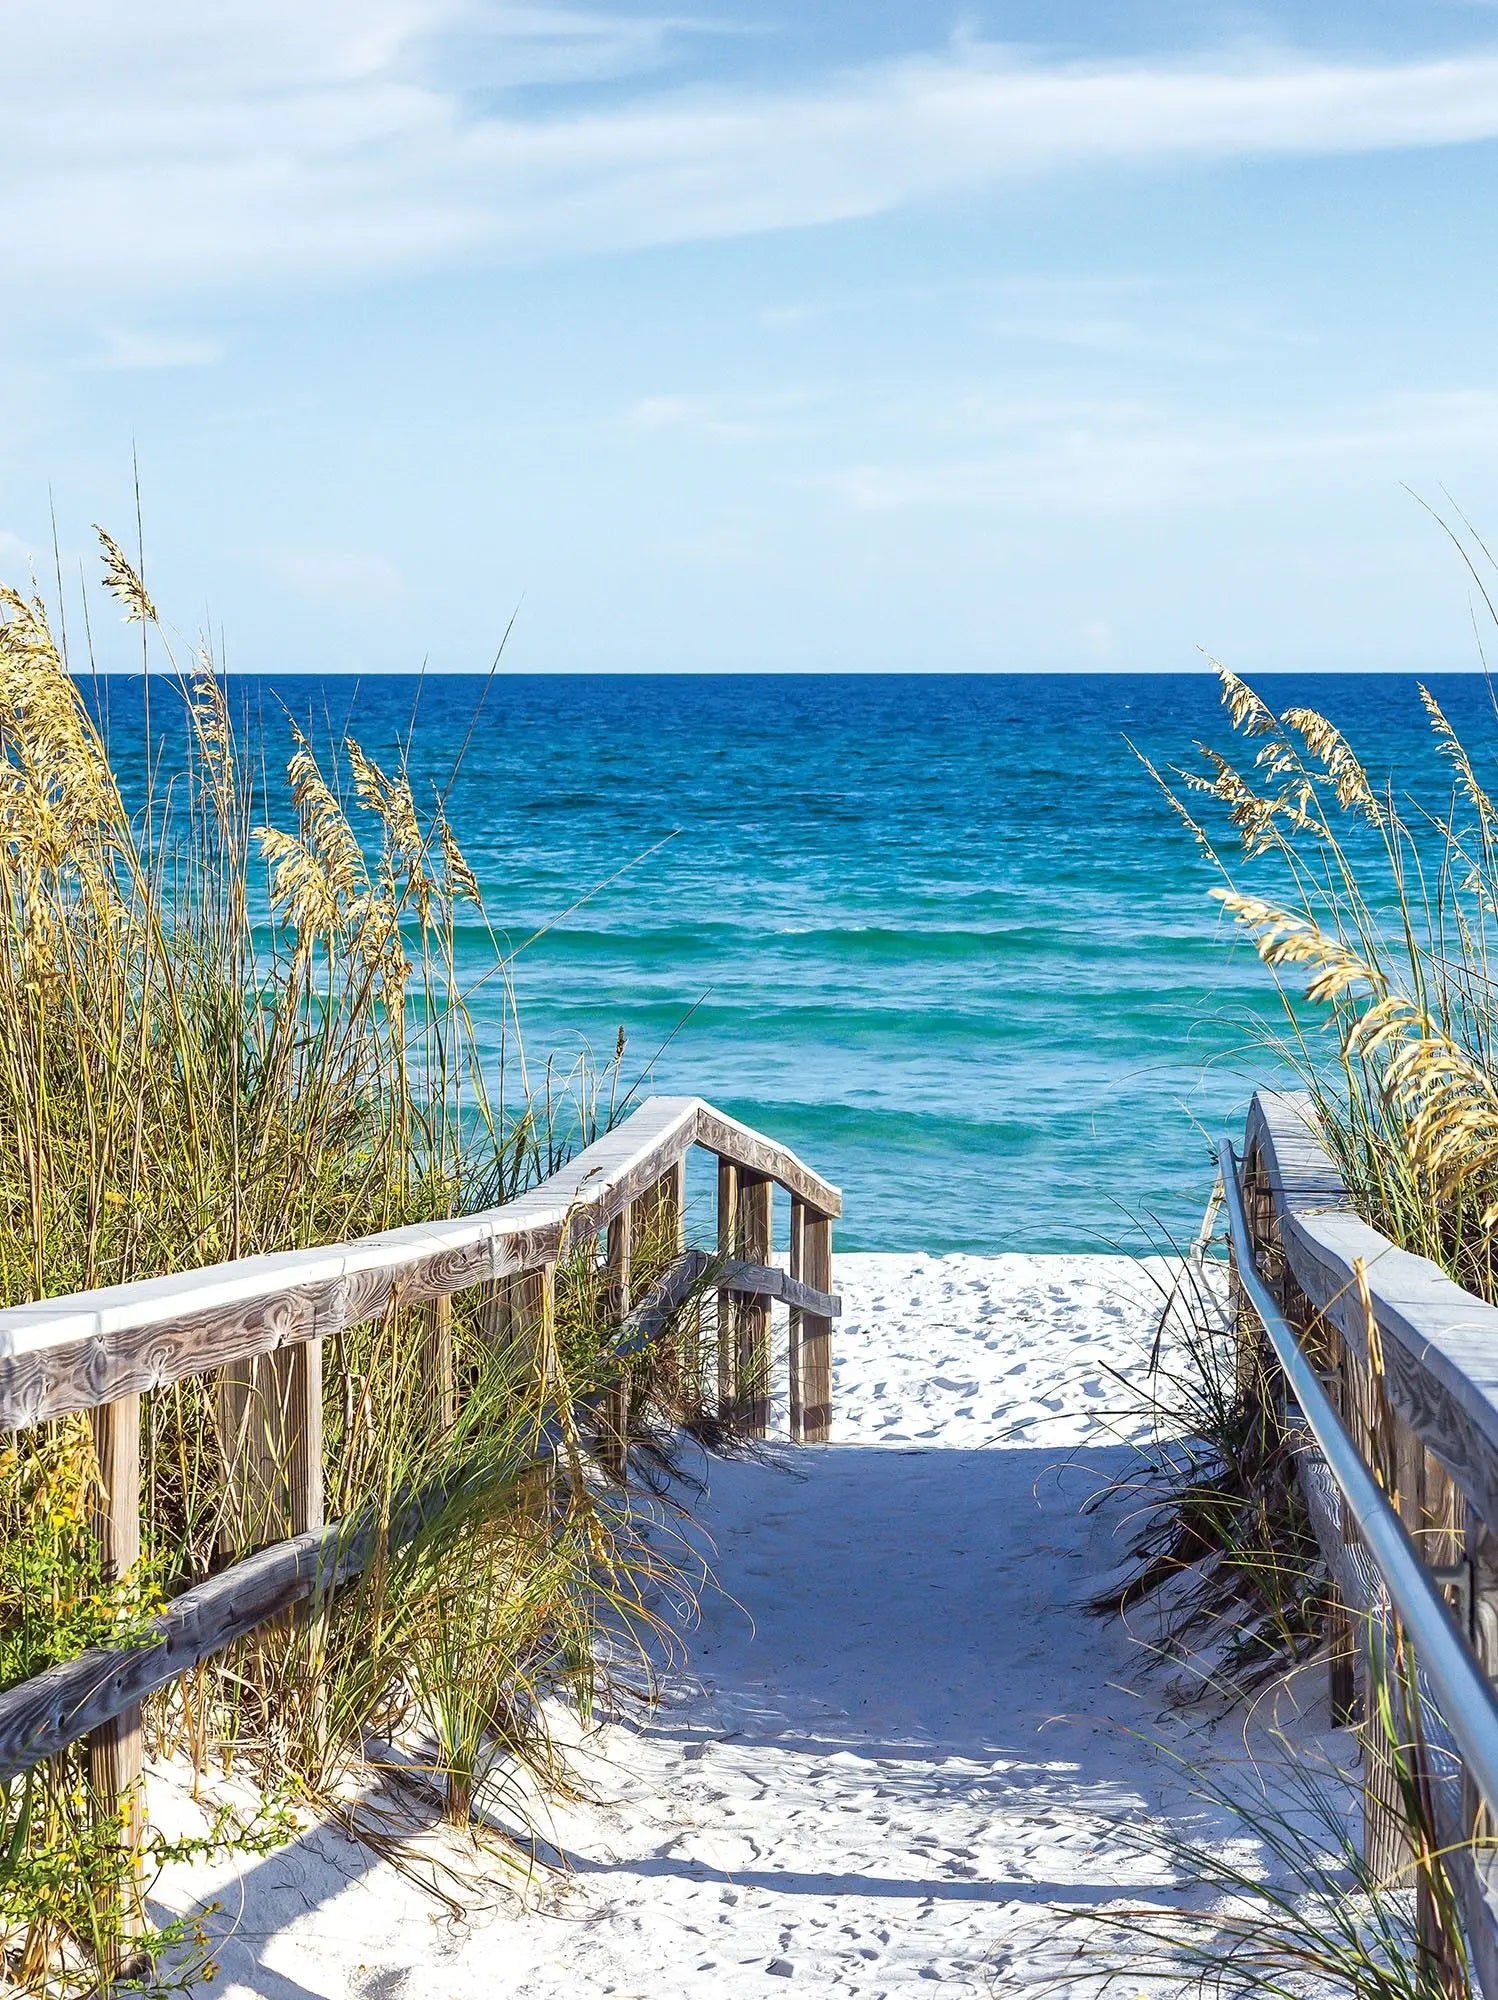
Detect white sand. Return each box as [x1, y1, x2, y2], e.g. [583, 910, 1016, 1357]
[151, 1253, 1341, 1997]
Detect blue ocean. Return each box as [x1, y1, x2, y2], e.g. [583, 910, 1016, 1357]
[86, 671, 1495, 1254]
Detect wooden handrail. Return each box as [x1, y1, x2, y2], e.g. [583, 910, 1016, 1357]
[1246, 1090, 1498, 1532]
[1238, 1090, 1498, 1988]
[0, 1096, 840, 1433]
[0, 1099, 840, 1810]
[0, 1249, 719, 1781]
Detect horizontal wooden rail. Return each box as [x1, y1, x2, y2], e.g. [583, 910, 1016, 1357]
[1246, 1091, 1498, 1534]
[0, 1128, 843, 1780]
[0, 1250, 717, 1780]
[714, 1255, 840, 1322]
[0, 1097, 840, 1433]
[0, 1089, 839, 1955]
[1239, 1091, 1498, 1992]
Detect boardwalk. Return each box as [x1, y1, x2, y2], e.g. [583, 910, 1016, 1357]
[168, 1253, 1318, 1998]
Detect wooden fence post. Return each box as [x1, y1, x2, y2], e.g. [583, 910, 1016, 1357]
[736, 1175, 773, 1437]
[278, 1340, 325, 1540]
[716, 1158, 739, 1422]
[219, 1338, 324, 1550]
[602, 1208, 632, 1482]
[89, 1392, 144, 1955]
[510, 1264, 556, 1518]
[796, 1208, 833, 1444]
[789, 1198, 807, 1442]
[419, 1293, 456, 1434]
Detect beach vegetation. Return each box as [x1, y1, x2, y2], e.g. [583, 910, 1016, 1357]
[1089, 1253, 1328, 1691]
[0, 537, 720, 1993]
[1046, 1669, 1470, 1999]
[1153, 629, 1498, 1303]
[1102, 614, 1498, 1997]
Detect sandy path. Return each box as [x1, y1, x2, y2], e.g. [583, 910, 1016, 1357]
[161, 1253, 1307, 1998]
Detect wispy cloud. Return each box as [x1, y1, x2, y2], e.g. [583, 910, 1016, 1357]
[266, 544, 406, 604]
[88, 329, 222, 370]
[11, 10, 1498, 300]
[815, 391, 1498, 515]
[624, 389, 808, 439]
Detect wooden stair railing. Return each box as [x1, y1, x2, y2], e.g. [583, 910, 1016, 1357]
[1234, 1091, 1498, 1993]
[0, 1096, 840, 1927]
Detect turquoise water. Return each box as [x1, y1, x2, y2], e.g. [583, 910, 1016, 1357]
[86, 672, 1493, 1253]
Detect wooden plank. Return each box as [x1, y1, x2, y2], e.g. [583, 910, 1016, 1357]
[798, 1211, 834, 1444]
[735, 1176, 773, 1437]
[87, 1392, 144, 1951]
[1249, 1092, 1498, 1535]
[220, 1335, 324, 1552]
[788, 1199, 807, 1443]
[716, 1158, 739, 1421]
[1297, 1446, 1498, 1995]
[601, 1210, 632, 1482]
[419, 1294, 456, 1433]
[0, 1249, 709, 1781]
[631, 1159, 700, 1416]
[692, 1104, 841, 1218]
[0, 1095, 843, 1434]
[1247, 1102, 1498, 1984]
[512, 1264, 556, 1523]
[281, 1339, 324, 1539]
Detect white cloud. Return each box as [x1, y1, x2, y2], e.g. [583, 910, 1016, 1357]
[626, 392, 714, 430]
[815, 390, 1498, 515]
[90, 330, 222, 370]
[623, 388, 807, 439]
[266, 545, 407, 604]
[8, 11, 1498, 300]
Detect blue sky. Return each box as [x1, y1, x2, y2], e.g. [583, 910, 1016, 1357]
[8, 2, 1498, 673]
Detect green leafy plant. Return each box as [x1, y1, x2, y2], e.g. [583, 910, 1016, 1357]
[0, 535, 722, 1990]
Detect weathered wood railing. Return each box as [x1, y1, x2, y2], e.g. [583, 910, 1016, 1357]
[0, 1095, 840, 1926]
[1234, 1090, 1498, 1992]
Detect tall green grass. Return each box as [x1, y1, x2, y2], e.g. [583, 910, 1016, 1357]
[1046, 1700, 1469, 1999]
[1152, 637, 1498, 1303]
[1102, 626, 1498, 1998]
[0, 535, 709, 1993]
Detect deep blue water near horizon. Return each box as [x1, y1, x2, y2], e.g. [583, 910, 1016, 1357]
[80, 672, 1498, 1255]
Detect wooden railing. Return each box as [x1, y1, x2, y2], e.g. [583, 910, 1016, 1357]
[1236, 1091, 1498, 1991]
[0, 1095, 840, 1919]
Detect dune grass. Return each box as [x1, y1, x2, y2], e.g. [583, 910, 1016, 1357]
[0, 537, 718, 1993]
[1044, 1686, 1469, 2000]
[1089, 1251, 1328, 1692]
[1151, 649, 1498, 1304]
[1097, 640, 1498, 1997]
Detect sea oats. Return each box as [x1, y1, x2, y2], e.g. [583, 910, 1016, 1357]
[439, 820, 481, 903]
[1281, 705, 1384, 825]
[1421, 683, 1498, 834]
[93, 526, 158, 625]
[286, 726, 365, 906]
[1217, 662, 1279, 737]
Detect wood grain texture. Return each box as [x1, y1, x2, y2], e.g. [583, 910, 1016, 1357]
[717, 1258, 838, 1321]
[420, 1295, 456, 1433]
[1296, 1444, 1498, 1992]
[0, 1097, 839, 1432]
[797, 1213, 834, 1444]
[0, 1248, 711, 1780]
[1245, 1108, 1498, 1975]
[87, 1392, 144, 1941]
[601, 1210, 632, 1482]
[788, 1199, 807, 1442]
[734, 1177, 773, 1437]
[1249, 1091, 1498, 1533]
[693, 1108, 840, 1218]
[716, 1158, 739, 1421]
